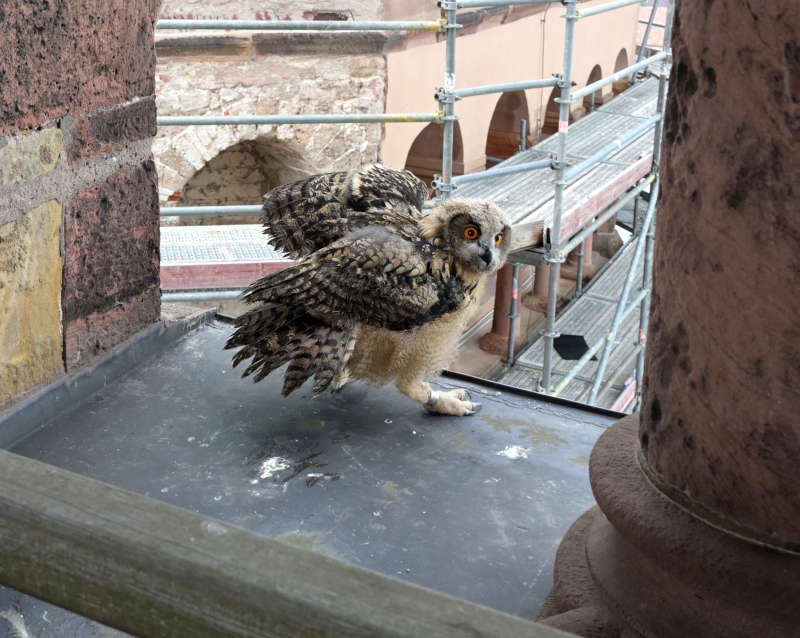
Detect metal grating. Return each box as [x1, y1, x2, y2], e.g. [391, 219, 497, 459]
[496, 239, 645, 410]
[160, 225, 287, 265]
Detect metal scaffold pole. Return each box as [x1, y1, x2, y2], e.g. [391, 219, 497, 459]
[435, 1, 459, 200]
[634, 0, 675, 408]
[540, 0, 578, 393]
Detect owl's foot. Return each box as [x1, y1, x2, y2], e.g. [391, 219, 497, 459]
[425, 388, 481, 416]
[330, 369, 352, 393]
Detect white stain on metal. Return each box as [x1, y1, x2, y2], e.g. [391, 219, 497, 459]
[259, 456, 291, 479]
[496, 445, 530, 460]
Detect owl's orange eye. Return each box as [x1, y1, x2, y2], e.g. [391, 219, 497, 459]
[494, 233, 504, 246]
[464, 226, 479, 240]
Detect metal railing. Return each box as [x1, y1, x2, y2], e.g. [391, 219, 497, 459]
[157, 0, 675, 411]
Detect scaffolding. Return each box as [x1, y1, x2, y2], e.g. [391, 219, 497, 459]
[156, 0, 675, 410]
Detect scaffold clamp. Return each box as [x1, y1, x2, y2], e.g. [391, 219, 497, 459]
[432, 175, 456, 195]
[436, 87, 456, 104]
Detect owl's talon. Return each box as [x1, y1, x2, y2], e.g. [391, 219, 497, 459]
[469, 402, 482, 413]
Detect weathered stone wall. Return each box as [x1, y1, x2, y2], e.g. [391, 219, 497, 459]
[155, 50, 385, 214]
[155, 1, 387, 216]
[0, 1, 161, 407]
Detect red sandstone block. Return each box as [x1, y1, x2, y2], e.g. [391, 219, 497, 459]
[63, 288, 160, 371]
[63, 161, 160, 325]
[0, 0, 159, 136]
[67, 98, 157, 165]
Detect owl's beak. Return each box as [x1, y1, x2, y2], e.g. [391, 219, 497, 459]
[479, 246, 493, 267]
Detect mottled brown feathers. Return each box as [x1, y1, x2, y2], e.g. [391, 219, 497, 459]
[261, 164, 426, 258]
[226, 165, 511, 406]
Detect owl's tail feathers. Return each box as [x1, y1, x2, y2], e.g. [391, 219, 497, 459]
[225, 304, 355, 397]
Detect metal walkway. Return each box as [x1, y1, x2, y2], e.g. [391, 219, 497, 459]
[160, 224, 293, 291]
[454, 77, 658, 242]
[159, 78, 659, 291]
[496, 235, 645, 411]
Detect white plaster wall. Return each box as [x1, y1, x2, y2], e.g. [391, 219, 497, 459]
[382, 1, 640, 170]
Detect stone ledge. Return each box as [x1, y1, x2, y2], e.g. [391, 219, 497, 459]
[156, 36, 252, 59]
[253, 32, 389, 56]
[155, 32, 390, 57]
[67, 98, 157, 166]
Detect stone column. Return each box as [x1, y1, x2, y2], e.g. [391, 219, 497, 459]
[537, 2, 800, 636]
[525, 262, 551, 313]
[562, 234, 596, 282]
[480, 264, 516, 355]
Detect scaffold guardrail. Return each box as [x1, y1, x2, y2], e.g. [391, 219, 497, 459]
[156, 0, 675, 410]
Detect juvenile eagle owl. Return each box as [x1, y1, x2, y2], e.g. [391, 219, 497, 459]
[225, 164, 511, 416]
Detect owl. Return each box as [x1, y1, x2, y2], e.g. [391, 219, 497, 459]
[225, 164, 511, 416]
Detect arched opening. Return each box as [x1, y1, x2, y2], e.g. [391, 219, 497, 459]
[484, 91, 531, 167]
[612, 49, 630, 95]
[541, 86, 574, 136]
[403, 121, 464, 187]
[176, 136, 307, 225]
[582, 65, 604, 114]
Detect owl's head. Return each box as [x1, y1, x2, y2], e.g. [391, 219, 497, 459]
[420, 199, 511, 273]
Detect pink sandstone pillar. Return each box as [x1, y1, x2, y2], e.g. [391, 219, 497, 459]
[480, 264, 516, 355]
[526, 261, 554, 314]
[562, 234, 596, 282]
[537, 2, 800, 636]
[532, 262, 550, 298]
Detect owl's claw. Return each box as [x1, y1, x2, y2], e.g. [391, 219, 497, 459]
[422, 388, 481, 416]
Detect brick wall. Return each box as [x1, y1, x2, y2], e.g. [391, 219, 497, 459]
[0, 0, 161, 406]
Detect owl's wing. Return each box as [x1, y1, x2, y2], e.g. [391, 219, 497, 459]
[261, 164, 429, 258]
[242, 226, 468, 332]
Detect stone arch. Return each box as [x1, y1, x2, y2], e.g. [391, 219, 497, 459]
[170, 134, 308, 225]
[612, 48, 630, 95]
[484, 91, 531, 166]
[403, 121, 464, 187]
[582, 64, 604, 113]
[541, 86, 575, 136]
